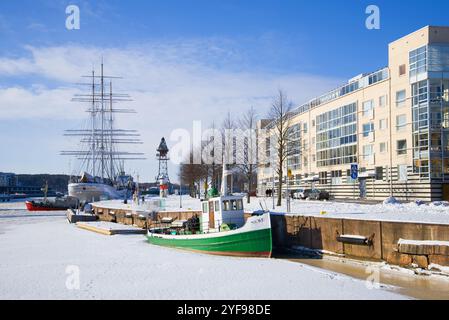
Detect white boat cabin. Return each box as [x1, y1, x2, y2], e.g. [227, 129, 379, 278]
[200, 195, 245, 232]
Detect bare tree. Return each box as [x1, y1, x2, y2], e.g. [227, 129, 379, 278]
[220, 111, 237, 195]
[236, 106, 259, 203]
[268, 89, 294, 206]
[179, 149, 208, 198]
[205, 121, 221, 192]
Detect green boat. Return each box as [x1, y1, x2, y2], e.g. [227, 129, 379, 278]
[147, 195, 272, 258]
[147, 163, 271, 257]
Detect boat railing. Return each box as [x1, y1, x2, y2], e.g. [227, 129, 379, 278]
[148, 216, 245, 235]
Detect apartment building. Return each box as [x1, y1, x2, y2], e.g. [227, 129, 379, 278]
[257, 26, 449, 201]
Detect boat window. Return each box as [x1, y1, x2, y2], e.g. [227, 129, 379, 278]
[215, 201, 220, 212]
[236, 200, 243, 210]
[223, 200, 230, 211]
[202, 202, 208, 213]
[229, 200, 242, 211]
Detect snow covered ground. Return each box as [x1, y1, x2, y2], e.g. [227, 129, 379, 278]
[0, 202, 407, 300]
[163, 195, 449, 225]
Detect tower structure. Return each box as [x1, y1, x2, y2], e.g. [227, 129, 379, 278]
[156, 137, 170, 198]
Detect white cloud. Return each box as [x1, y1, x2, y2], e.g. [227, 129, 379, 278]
[0, 40, 343, 181]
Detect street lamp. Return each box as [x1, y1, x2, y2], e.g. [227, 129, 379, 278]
[179, 183, 183, 209]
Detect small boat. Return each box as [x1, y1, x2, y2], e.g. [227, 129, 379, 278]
[25, 198, 78, 212]
[25, 181, 79, 212]
[147, 165, 272, 258]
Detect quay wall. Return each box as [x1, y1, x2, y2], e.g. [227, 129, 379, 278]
[270, 215, 449, 268]
[92, 204, 202, 229]
[91, 203, 449, 268]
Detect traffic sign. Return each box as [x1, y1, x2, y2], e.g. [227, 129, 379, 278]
[350, 164, 358, 180]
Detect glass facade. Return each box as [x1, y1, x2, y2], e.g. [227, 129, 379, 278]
[411, 44, 449, 180]
[283, 68, 389, 123]
[410, 46, 427, 78]
[316, 103, 358, 167]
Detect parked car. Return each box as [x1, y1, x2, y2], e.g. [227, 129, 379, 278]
[307, 189, 330, 201]
[292, 188, 313, 200]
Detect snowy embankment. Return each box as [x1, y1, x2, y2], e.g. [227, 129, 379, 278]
[0, 212, 406, 300]
[163, 196, 449, 225]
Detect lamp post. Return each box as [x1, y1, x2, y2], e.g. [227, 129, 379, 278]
[179, 183, 182, 209]
[286, 141, 291, 214]
[272, 149, 275, 210]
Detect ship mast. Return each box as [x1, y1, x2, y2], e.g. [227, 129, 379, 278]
[100, 61, 105, 180]
[61, 62, 146, 181]
[91, 69, 96, 177]
[109, 81, 114, 180]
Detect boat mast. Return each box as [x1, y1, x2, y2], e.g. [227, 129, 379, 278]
[100, 61, 105, 181]
[91, 69, 96, 177]
[109, 81, 114, 181]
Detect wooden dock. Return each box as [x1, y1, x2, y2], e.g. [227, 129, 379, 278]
[76, 221, 147, 236]
[66, 209, 98, 224]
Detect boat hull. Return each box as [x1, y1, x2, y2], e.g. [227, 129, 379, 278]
[25, 201, 69, 212]
[147, 213, 272, 258]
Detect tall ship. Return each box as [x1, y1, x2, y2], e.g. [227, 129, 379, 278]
[61, 62, 145, 203]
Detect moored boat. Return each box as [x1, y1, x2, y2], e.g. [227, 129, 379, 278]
[147, 149, 272, 258]
[147, 200, 272, 257]
[25, 181, 79, 212]
[25, 198, 77, 212]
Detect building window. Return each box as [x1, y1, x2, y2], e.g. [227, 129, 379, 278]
[303, 122, 308, 134]
[375, 167, 384, 180]
[362, 100, 374, 117]
[265, 137, 271, 158]
[412, 80, 428, 106]
[312, 120, 316, 127]
[379, 142, 388, 153]
[331, 170, 342, 185]
[397, 139, 407, 155]
[399, 64, 406, 76]
[379, 95, 387, 107]
[398, 165, 408, 182]
[363, 122, 374, 137]
[396, 114, 407, 131]
[396, 90, 406, 107]
[379, 118, 388, 130]
[409, 46, 427, 78]
[316, 102, 357, 167]
[319, 172, 328, 185]
[287, 124, 302, 170]
[363, 144, 374, 162]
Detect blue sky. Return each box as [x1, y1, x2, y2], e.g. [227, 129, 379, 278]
[0, 0, 448, 182]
